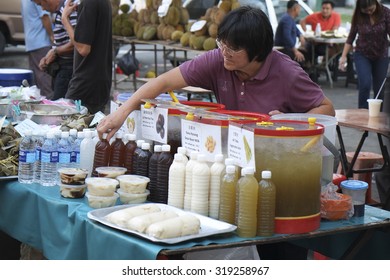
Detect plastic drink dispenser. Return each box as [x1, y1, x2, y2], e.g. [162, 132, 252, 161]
[241, 120, 324, 234]
[270, 114, 338, 186]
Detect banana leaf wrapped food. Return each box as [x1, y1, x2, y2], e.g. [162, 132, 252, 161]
[0, 124, 21, 177]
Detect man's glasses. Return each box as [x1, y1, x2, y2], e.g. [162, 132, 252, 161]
[216, 39, 244, 56]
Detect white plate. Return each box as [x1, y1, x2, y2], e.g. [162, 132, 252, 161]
[87, 203, 237, 244]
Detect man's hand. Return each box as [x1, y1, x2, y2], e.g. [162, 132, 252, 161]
[294, 49, 305, 62]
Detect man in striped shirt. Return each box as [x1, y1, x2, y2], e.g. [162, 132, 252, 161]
[38, 0, 77, 100]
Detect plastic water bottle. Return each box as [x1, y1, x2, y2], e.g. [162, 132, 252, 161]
[33, 130, 44, 184]
[58, 131, 72, 171]
[18, 130, 36, 184]
[72, 131, 84, 168]
[257, 170, 276, 236]
[40, 132, 59, 186]
[69, 128, 77, 143]
[315, 23, 322, 37]
[80, 130, 95, 177]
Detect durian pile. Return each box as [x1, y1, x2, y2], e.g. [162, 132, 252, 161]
[111, 0, 241, 51]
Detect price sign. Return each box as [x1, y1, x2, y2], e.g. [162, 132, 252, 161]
[141, 105, 168, 143]
[227, 124, 255, 169]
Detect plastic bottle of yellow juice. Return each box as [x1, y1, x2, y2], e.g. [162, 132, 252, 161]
[237, 167, 259, 238]
[219, 165, 237, 224]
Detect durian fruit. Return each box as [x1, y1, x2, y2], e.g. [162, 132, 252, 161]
[171, 30, 183, 42]
[157, 23, 167, 40]
[219, 0, 232, 13]
[162, 25, 176, 41]
[214, 9, 227, 25]
[208, 22, 218, 38]
[180, 32, 191, 47]
[136, 25, 147, 40]
[152, 0, 161, 10]
[192, 36, 207, 50]
[203, 37, 217, 51]
[119, 3, 130, 14]
[164, 6, 180, 26]
[143, 25, 157, 40]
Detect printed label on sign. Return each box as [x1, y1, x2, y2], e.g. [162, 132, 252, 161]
[110, 101, 141, 139]
[181, 119, 222, 162]
[141, 105, 168, 143]
[190, 20, 207, 32]
[228, 125, 255, 169]
[181, 119, 201, 154]
[158, 0, 172, 17]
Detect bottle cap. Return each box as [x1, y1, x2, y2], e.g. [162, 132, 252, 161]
[242, 167, 255, 176]
[190, 151, 199, 159]
[77, 131, 84, 138]
[225, 158, 234, 166]
[61, 131, 69, 138]
[84, 130, 92, 138]
[126, 133, 136, 141]
[154, 145, 162, 152]
[214, 154, 224, 162]
[177, 147, 187, 155]
[102, 133, 108, 139]
[115, 132, 123, 139]
[69, 129, 77, 136]
[174, 153, 183, 161]
[162, 144, 171, 152]
[226, 165, 236, 174]
[141, 142, 150, 150]
[261, 170, 272, 179]
[136, 140, 145, 147]
[46, 132, 55, 139]
[197, 154, 206, 162]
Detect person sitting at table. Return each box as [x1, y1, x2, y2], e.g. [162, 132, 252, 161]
[274, 0, 307, 66]
[300, 0, 342, 61]
[338, 0, 390, 109]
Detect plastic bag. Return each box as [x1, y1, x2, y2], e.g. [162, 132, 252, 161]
[183, 245, 260, 260]
[320, 182, 354, 220]
[117, 51, 139, 76]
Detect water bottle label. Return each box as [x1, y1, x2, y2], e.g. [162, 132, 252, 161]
[19, 150, 36, 163]
[59, 152, 71, 163]
[35, 148, 41, 161]
[76, 151, 80, 163]
[70, 151, 77, 163]
[41, 151, 59, 163]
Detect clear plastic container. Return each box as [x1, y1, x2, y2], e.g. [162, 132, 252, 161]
[116, 174, 150, 194]
[85, 177, 119, 196]
[85, 192, 119, 208]
[117, 188, 150, 204]
[58, 167, 88, 185]
[60, 184, 87, 199]
[95, 166, 127, 178]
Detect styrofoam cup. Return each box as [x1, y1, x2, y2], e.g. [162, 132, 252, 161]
[367, 99, 382, 117]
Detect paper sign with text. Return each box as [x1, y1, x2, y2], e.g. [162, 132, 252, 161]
[227, 124, 255, 169]
[157, 0, 172, 17]
[181, 119, 222, 162]
[141, 105, 168, 143]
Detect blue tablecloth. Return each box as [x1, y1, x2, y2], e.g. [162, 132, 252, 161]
[1, 180, 390, 259]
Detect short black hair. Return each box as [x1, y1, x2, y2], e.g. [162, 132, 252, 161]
[217, 6, 274, 62]
[322, 0, 335, 8]
[287, 0, 299, 9]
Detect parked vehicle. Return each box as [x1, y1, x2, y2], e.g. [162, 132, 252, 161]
[0, 0, 24, 55]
